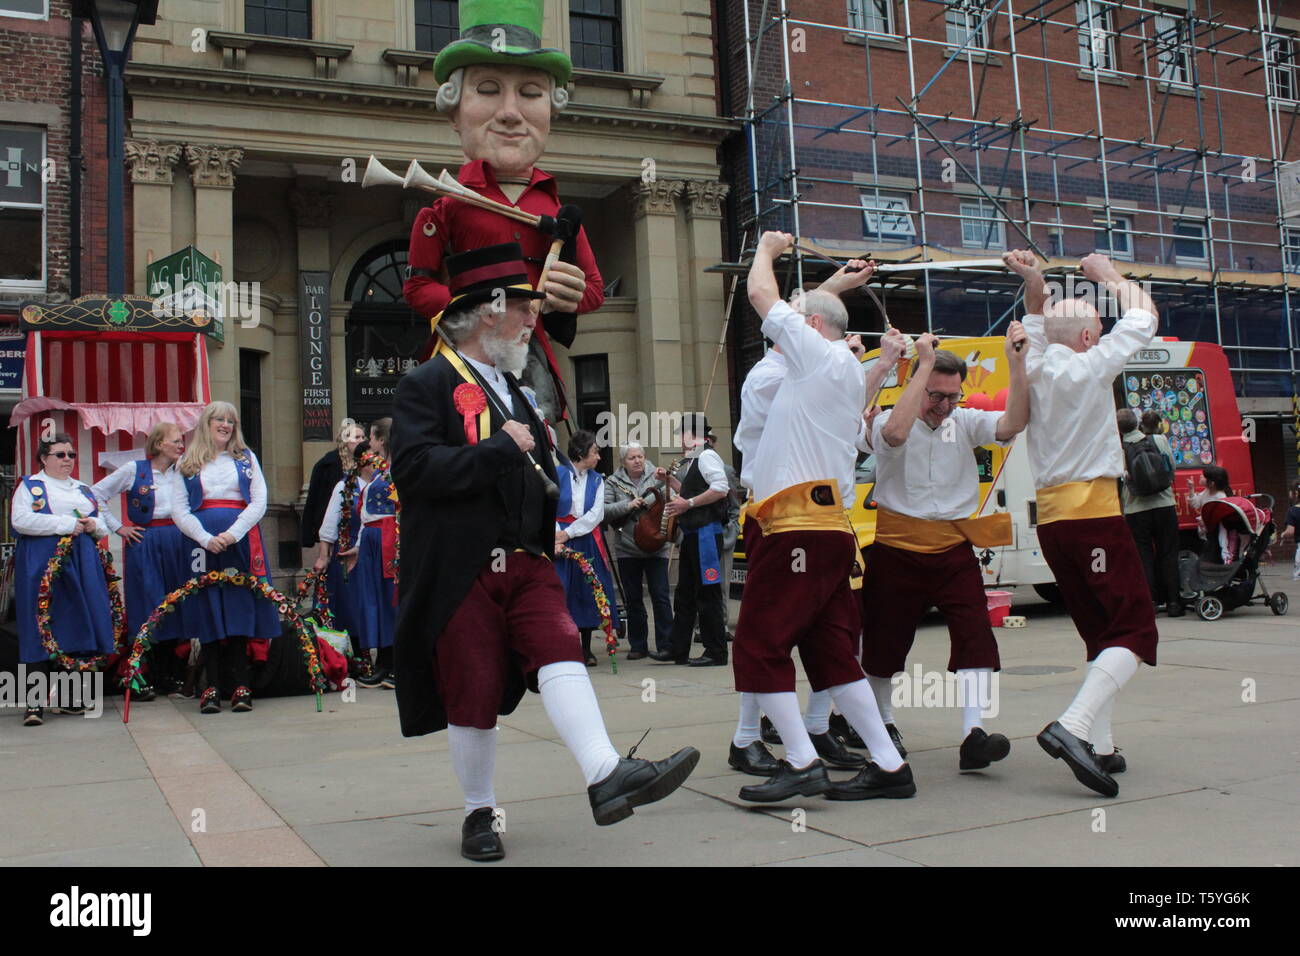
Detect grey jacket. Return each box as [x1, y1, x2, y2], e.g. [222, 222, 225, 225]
[604, 464, 670, 559]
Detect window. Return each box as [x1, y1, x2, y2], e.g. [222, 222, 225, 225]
[860, 190, 915, 242]
[570, 0, 622, 73]
[1284, 228, 1300, 273]
[572, 354, 612, 473]
[0, 0, 46, 18]
[0, 125, 45, 288]
[414, 0, 458, 53]
[848, 0, 892, 35]
[1171, 220, 1207, 266]
[959, 199, 1005, 249]
[945, 1, 990, 50]
[1094, 215, 1133, 260]
[239, 350, 263, 461]
[244, 0, 310, 39]
[1153, 11, 1191, 85]
[1076, 1, 1117, 72]
[1267, 32, 1298, 102]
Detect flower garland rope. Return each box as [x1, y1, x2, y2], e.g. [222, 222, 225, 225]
[557, 547, 618, 674]
[338, 452, 400, 581]
[293, 566, 334, 628]
[37, 535, 126, 672]
[121, 568, 328, 722]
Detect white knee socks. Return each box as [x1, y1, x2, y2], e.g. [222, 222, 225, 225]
[1058, 647, 1139, 742]
[538, 661, 621, 786]
[956, 668, 994, 738]
[755, 691, 818, 769]
[733, 691, 762, 748]
[803, 689, 833, 735]
[1091, 691, 1116, 756]
[448, 724, 498, 815]
[868, 673, 895, 724]
[828, 679, 904, 772]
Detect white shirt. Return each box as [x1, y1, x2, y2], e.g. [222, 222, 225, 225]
[463, 354, 514, 416]
[870, 407, 1003, 520]
[682, 446, 731, 497]
[747, 299, 864, 505]
[92, 459, 178, 532]
[171, 451, 268, 548]
[12, 470, 109, 539]
[735, 350, 787, 462]
[559, 467, 605, 538]
[318, 477, 369, 545]
[1023, 308, 1157, 489]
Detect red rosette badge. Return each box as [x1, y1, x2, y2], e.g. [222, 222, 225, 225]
[454, 382, 488, 445]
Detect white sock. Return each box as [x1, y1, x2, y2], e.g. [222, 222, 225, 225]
[1092, 691, 1116, 756]
[447, 724, 497, 815]
[538, 661, 621, 786]
[755, 691, 818, 769]
[733, 692, 761, 748]
[803, 689, 832, 735]
[867, 673, 895, 724]
[1058, 647, 1139, 741]
[828, 679, 904, 772]
[956, 668, 993, 738]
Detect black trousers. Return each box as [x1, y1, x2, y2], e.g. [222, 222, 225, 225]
[1126, 505, 1182, 605]
[204, 636, 250, 696]
[667, 531, 727, 660]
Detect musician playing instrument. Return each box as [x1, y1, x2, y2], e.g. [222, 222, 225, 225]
[604, 442, 673, 661]
[649, 417, 732, 667]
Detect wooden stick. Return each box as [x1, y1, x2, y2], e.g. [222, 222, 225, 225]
[535, 238, 565, 295]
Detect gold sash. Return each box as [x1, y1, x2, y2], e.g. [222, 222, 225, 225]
[748, 481, 864, 589]
[873, 507, 1013, 554]
[1036, 477, 1121, 525]
[434, 338, 493, 441]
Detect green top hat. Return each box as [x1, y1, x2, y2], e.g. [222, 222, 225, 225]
[434, 0, 572, 87]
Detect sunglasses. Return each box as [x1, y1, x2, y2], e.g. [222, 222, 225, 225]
[48, 451, 77, 460]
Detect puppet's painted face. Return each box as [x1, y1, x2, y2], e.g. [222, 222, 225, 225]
[451, 64, 553, 179]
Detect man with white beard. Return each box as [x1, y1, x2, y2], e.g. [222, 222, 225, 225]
[390, 242, 699, 862]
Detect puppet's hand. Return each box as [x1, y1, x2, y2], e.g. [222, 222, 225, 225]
[542, 260, 585, 313]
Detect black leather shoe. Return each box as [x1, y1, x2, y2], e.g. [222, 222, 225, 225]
[626, 651, 647, 661]
[826, 761, 916, 800]
[649, 651, 687, 664]
[728, 741, 780, 777]
[886, 722, 907, 758]
[460, 807, 505, 862]
[738, 759, 830, 802]
[1097, 751, 1127, 774]
[688, 654, 727, 667]
[588, 747, 700, 826]
[760, 715, 782, 745]
[829, 712, 867, 749]
[958, 727, 1011, 771]
[1037, 721, 1118, 797]
[811, 731, 867, 770]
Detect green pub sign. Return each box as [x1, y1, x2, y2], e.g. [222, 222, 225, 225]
[146, 246, 226, 344]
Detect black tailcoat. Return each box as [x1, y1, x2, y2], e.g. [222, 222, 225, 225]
[389, 351, 558, 737]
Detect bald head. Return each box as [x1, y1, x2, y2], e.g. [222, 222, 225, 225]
[1044, 297, 1103, 351]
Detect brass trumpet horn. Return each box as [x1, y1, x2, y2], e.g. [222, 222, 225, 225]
[361, 155, 405, 189]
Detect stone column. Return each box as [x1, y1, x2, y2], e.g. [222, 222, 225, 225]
[125, 139, 182, 294]
[629, 178, 685, 462]
[684, 180, 732, 456]
[186, 144, 244, 401]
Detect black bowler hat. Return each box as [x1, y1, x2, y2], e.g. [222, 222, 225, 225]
[436, 242, 546, 323]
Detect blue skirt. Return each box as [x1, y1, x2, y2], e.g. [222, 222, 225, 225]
[323, 556, 358, 638]
[349, 525, 395, 650]
[557, 530, 620, 630]
[185, 506, 280, 644]
[15, 533, 117, 664]
[125, 523, 191, 644]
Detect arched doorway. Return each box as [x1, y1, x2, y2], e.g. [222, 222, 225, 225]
[344, 239, 427, 424]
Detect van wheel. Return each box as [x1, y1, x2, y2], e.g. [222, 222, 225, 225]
[1270, 592, 1289, 616]
[1033, 583, 1063, 605]
[1197, 596, 1224, 621]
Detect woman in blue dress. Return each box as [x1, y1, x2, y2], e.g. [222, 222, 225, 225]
[315, 440, 370, 674]
[555, 430, 620, 667]
[172, 401, 278, 714]
[11, 433, 116, 726]
[92, 421, 189, 697]
[347, 437, 398, 688]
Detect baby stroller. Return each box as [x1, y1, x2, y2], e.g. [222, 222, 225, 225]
[1178, 493, 1289, 621]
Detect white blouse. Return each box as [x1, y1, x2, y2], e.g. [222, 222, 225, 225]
[11, 470, 108, 539]
[91, 459, 179, 532]
[559, 468, 605, 539]
[171, 451, 268, 548]
[319, 477, 369, 545]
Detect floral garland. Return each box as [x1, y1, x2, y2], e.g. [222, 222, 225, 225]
[558, 547, 618, 673]
[338, 452, 400, 580]
[122, 568, 328, 716]
[37, 535, 126, 672]
[293, 566, 334, 628]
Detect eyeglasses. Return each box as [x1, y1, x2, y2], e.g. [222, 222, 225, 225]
[925, 389, 963, 406]
[48, 451, 77, 460]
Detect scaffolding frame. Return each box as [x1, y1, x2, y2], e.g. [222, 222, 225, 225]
[734, 0, 1300, 403]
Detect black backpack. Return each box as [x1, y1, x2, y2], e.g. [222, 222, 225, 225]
[1124, 435, 1173, 496]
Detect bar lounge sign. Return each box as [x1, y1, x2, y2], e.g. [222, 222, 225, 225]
[299, 271, 332, 441]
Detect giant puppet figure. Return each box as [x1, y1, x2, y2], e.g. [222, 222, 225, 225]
[403, 0, 603, 426]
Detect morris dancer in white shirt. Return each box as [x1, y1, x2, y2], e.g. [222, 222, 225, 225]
[1005, 249, 1160, 798]
[861, 325, 1028, 774]
[733, 231, 913, 802]
[728, 261, 906, 777]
